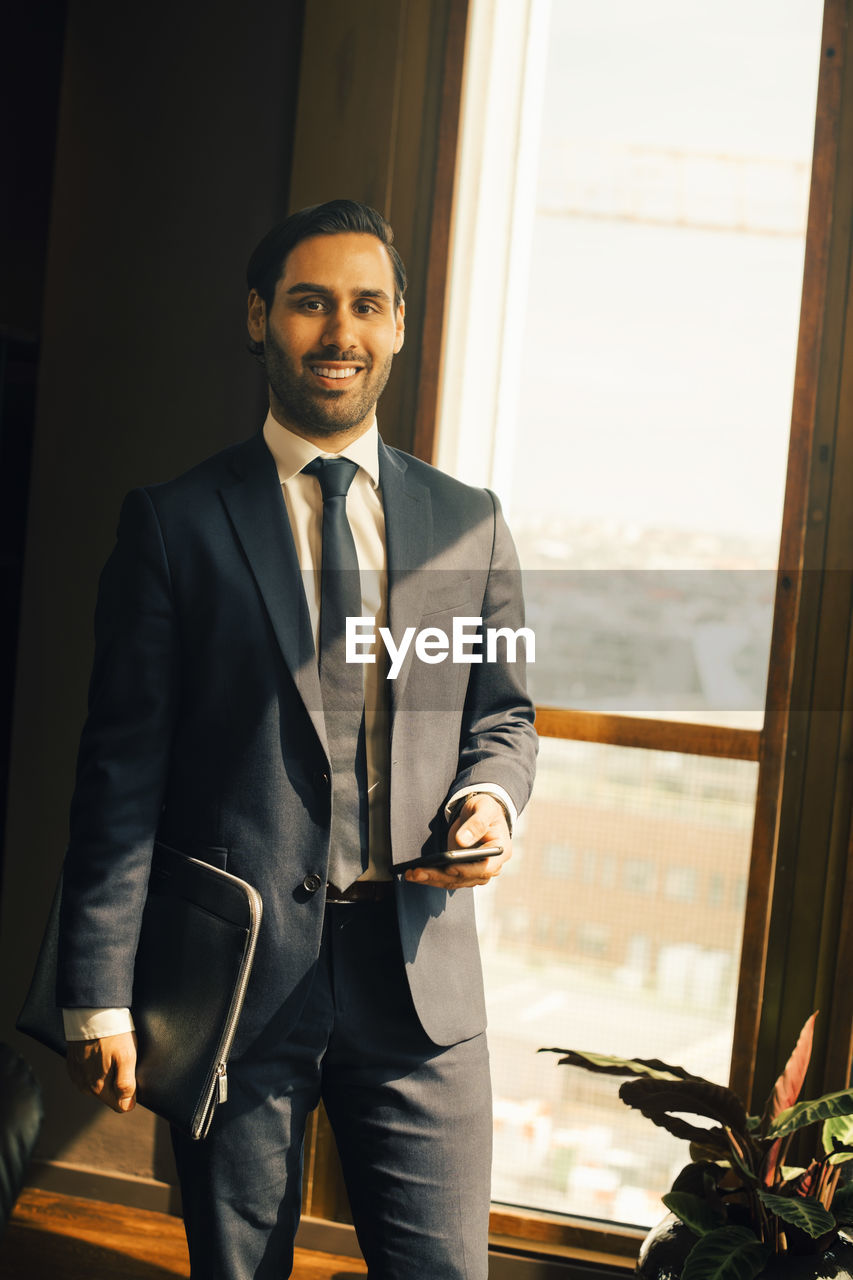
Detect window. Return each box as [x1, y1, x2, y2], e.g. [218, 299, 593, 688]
[623, 858, 657, 896]
[439, 0, 827, 1238]
[664, 867, 698, 903]
[708, 872, 725, 906]
[543, 841, 575, 878]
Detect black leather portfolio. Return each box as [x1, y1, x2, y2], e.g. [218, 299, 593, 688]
[16, 843, 263, 1140]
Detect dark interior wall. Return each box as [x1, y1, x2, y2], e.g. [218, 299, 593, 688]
[0, 1, 67, 899]
[0, 0, 303, 1204]
[286, 0, 468, 464]
[0, 2, 67, 343]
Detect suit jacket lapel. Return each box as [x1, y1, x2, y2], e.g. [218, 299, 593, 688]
[219, 433, 328, 755]
[379, 441, 432, 716]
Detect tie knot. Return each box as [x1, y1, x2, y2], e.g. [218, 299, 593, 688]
[303, 456, 359, 501]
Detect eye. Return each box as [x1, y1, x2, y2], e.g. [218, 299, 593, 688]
[299, 298, 328, 313]
[354, 302, 380, 316]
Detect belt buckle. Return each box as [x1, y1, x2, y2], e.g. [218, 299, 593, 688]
[326, 880, 393, 905]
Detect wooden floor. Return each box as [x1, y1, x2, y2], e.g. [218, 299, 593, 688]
[1, 1189, 367, 1278]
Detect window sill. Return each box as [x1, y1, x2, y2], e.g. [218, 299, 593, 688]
[489, 1205, 643, 1271]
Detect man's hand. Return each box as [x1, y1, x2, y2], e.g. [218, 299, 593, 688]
[405, 793, 512, 889]
[66, 1031, 138, 1114]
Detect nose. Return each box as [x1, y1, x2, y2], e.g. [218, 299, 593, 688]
[321, 305, 356, 352]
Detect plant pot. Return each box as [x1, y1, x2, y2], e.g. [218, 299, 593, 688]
[637, 1216, 853, 1280]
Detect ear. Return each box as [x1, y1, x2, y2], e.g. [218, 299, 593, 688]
[393, 300, 405, 354]
[247, 289, 266, 342]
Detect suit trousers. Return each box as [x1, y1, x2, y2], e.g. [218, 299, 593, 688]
[171, 899, 493, 1279]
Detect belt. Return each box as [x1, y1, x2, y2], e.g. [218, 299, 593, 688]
[325, 880, 396, 905]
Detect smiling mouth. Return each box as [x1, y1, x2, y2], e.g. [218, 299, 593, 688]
[309, 365, 363, 381]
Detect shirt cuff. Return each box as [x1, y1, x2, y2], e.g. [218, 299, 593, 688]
[445, 784, 517, 834]
[63, 1007, 136, 1041]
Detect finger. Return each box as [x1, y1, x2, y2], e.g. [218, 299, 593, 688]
[66, 1044, 107, 1094]
[102, 1084, 136, 1113]
[104, 1037, 138, 1113]
[450, 796, 508, 850]
[109, 1062, 138, 1113]
[67, 1037, 137, 1112]
[453, 811, 492, 848]
[405, 855, 506, 889]
[406, 870, 470, 888]
[90, 1068, 108, 1096]
[97, 1072, 130, 1112]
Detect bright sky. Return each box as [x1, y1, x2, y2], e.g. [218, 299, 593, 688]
[505, 0, 824, 547]
[542, 0, 823, 157]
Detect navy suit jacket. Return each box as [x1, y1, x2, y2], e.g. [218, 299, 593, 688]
[58, 431, 537, 1051]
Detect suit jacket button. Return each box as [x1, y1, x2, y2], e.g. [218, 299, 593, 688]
[302, 873, 323, 894]
[314, 771, 330, 789]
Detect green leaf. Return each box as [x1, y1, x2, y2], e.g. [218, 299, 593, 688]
[830, 1182, 853, 1227]
[691, 1139, 733, 1162]
[539, 1048, 698, 1081]
[620, 1078, 751, 1149]
[663, 1191, 726, 1236]
[823, 1113, 853, 1154]
[681, 1227, 769, 1280]
[756, 1190, 836, 1238]
[767, 1090, 853, 1139]
[725, 1130, 760, 1186]
[761, 1137, 785, 1189]
[671, 1162, 727, 1196]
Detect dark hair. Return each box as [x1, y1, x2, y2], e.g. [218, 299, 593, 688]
[246, 198, 407, 312]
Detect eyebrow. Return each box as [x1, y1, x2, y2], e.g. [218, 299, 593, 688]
[286, 282, 393, 305]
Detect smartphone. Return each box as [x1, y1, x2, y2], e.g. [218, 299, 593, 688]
[394, 845, 504, 875]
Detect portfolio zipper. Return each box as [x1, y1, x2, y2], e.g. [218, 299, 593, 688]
[200, 882, 263, 1128]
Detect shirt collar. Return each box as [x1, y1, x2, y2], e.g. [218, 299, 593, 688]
[262, 411, 380, 489]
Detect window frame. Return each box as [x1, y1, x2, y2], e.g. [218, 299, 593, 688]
[441, 0, 853, 1256]
[289, 0, 853, 1265]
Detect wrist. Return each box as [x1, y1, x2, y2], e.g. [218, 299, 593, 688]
[448, 790, 512, 831]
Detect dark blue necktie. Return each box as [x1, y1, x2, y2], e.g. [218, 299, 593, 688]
[303, 457, 369, 891]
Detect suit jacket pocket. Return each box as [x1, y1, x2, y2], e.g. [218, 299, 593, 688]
[177, 844, 229, 871]
[420, 574, 473, 618]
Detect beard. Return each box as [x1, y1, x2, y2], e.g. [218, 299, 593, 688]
[262, 328, 394, 437]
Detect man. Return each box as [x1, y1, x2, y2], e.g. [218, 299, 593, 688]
[58, 199, 537, 1278]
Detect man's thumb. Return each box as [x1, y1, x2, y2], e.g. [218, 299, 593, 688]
[114, 1063, 137, 1111]
[456, 814, 485, 845]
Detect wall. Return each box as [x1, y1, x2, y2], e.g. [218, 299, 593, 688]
[0, 1, 67, 897]
[0, 0, 303, 1208]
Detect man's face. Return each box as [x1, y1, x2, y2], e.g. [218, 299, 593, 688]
[247, 232, 405, 445]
